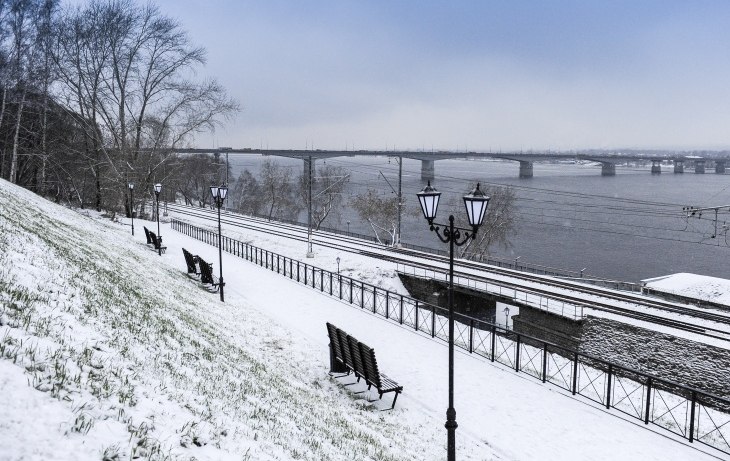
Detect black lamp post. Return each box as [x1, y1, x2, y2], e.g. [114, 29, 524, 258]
[128, 182, 134, 236]
[154, 183, 162, 256]
[416, 181, 490, 461]
[336, 256, 341, 275]
[210, 184, 228, 302]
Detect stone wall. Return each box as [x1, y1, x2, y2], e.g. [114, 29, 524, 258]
[397, 272, 730, 398]
[580, 316, 730, 399]
[512, 305, 583, 350]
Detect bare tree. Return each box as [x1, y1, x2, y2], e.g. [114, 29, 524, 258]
[259, 159, 300, 221]
[444, 184, 517, 260]
[299, 163, 350, 230]
[52, 0, 238, 211]
[352, 188, 400, 245]
[230, 168, 263, 215]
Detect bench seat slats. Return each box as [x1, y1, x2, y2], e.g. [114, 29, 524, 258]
[327, 323, 402, 409]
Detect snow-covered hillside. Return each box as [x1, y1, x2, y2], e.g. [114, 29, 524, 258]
[0, 178, 722, 460]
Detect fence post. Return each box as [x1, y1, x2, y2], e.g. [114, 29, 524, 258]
[606, 364, 613, 409]
[330, 272, 333, 296]
[689, 391, 697, 442]
[572, 353, 579, 395]
[469, 320, 474, 353]
[515, 334, 521, 372]
[304, 264, 307, 285]
[431, 305, 436, 338]
[644, 377, 652, 424]
[399, 295, 404, 325]
[373, 287, 377, 313]
[339, 275, 342, 299]
[349, 278, 353, 303]
[490, 325, 496, 362]
[360, 283, 364, 309]
[277, 255, 280, 273]
[542, 343, 548, 383]
[320, 269, 323, 291]
[290, 259, 293, 279]
[415, 300, 419, 331]
[297, 261, 300, 282]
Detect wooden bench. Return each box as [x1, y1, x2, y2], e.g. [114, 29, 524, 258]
[143, 226, 153, 245]
[326, 322, 403, 409]
[182, 248, 200, 275]
[148, 230, 167, 254]
[197, 256, 221, 291]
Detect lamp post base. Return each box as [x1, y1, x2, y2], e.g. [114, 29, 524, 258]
[446, 408, 457, 461]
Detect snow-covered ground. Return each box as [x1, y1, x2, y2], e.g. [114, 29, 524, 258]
[0, 178, 725, 460]
[644, 273, 730, 306]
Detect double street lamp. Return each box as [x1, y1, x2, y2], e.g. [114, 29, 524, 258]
[416, 181, 490, 461]
[154, 183, 162, 256]
[128, 182, 134, 236]
[210, 184, 228, 302]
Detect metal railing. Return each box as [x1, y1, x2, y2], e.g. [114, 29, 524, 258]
[172, 218, 730, 457]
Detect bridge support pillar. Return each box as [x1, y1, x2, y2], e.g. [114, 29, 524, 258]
[519, 161, 533, 178]
[651, 160, 661, 174]
[601, 163, 616, 176]
[303, 157, 316, 174]
[695, 160, 705, 174]
[674, 160, 684, 173]
[421, 159, 435, 181]
[716, 161, 726, 174]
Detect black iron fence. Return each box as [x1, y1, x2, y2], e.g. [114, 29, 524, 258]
[172, 218, 730, 457]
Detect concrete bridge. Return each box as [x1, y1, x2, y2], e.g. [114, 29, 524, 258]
[164, 148, 730, 181]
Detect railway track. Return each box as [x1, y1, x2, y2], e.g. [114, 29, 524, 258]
[165, 203, 730, 342]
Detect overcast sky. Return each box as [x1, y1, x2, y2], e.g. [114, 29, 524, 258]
[154, 0, 730, 151]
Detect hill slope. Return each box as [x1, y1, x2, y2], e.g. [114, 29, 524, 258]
[0, 179, 465, 460]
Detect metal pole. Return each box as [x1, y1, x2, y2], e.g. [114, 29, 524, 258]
[397, 156, 402, 246]
[217, 202, 225, 302]
[307, 156, 314, 257]
[130, 187, 134, 236]
[156, 192, 161, 256]
[446, 215, 457, 461]
[225, 152, 229, 213]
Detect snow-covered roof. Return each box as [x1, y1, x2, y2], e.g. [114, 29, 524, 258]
[643, 272, 730, 306]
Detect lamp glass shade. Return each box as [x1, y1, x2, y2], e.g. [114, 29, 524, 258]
[128, 183, 134, 190]
[210, 185, 219, 199]
[463, 183, 490, 228]
[219, 185, 228, 200]
[154, 183, 162, 194]
[416, 181, 441, 222]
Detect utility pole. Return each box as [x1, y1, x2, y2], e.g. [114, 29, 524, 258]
[683, 204, 730, 241]
[307, 156, 314, 257]
[397, 156, 403, 246]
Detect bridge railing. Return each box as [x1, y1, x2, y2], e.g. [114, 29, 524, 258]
[171, 218, 730, 457]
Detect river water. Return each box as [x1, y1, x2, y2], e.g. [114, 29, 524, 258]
[227, 154, 730, 282]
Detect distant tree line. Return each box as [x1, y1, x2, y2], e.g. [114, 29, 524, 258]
[0, 0, 238, 217]
[227, 158, 517, 258]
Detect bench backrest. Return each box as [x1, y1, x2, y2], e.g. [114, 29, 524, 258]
[359, 343, 382, 389]
[143, 226, 152, 244]
[198, 257, 213, 284]
[336, 328, 354, 372]
[182, 248, 197, 273]
[347, 335, 367, 381]
[326, 323, 344, 364]
[149, 231, 162, 249]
